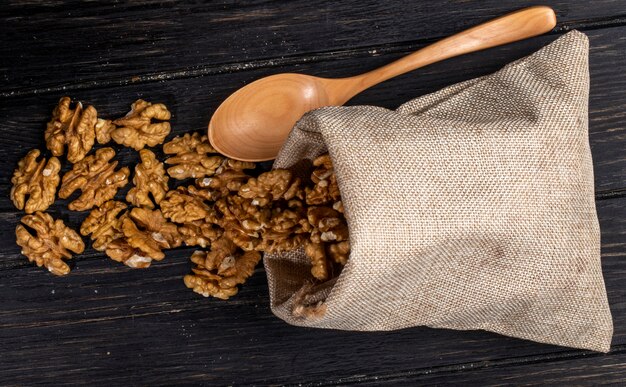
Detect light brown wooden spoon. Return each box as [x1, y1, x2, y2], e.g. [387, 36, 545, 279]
[209, 6, 557, 161]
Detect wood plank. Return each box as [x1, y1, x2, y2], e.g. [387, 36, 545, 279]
[375, 350, 626, 385]
[2, 0, 626, 95]
[1, 27, 625, 219]
[0, 196, 623, 385]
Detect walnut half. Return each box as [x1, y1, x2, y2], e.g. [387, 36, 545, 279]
[80, 200, 127, 251]
[110, 99, 171, 150]
[11, 149, 61, 214]
[59, 147, 129, 211]
[16, 212, 85, 276]
[107, 208, 182, 269]
[163, 132, 224, 179]
[45, 96, 97, 163]
[126, 149, 169, 209]
[183, 237, 261, 299]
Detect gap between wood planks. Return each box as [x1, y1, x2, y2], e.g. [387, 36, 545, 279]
[291, 344, 626, 386]
[2, 16, 625, 99]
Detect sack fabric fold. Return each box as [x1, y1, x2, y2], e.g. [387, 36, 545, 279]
[265, 30, 613, 352]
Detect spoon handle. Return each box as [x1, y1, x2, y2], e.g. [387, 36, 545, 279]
[343, 6, 556, 98]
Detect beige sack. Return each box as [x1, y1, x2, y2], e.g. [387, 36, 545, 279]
[265, 30, 613, 352]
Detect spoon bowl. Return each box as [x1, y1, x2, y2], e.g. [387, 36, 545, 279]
[209, 6, 557, 161]
[209, 73, 340, 161]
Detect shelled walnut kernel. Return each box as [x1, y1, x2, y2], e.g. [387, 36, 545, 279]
[126, 149, 169, 209]
[163, 132, 224, 179]
[105, 208, 182, 269]
[59, 147, 129, 211]
[109, 99, 171, 150]
[45, 97, 97, 163]
[11, 149, 61, 214]
[16, 212, 85, 276]
[80, 200, 128, 251]
[183, 238, 262, 300]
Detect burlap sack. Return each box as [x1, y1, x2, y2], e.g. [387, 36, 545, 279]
[265, 30, 613, 352]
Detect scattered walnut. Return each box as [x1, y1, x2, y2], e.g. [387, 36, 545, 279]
[183, 237, 261, 299]
[95, 118, 116, 144]
[239, 169, 303, 207]
[216, 195, 268, 251]
[306, 154, 341, 205]
[125, 207, 181, 253]
[11, 149, 61, 214]
[178, 220, 223, 248]
[160, 186, 214, 223]
[110, 99, 171, 150]
[107, 208, 182, 268]
[163, 132, 224, 179]
[80, 200, 127, 251]
[59, 147, 129, 211]
[195, 169, 247, 195]
[45, 96, 97, 163]
[15, 212, 85, 276]
[126, 149, 169, 209]
[217, 158, 256, 174]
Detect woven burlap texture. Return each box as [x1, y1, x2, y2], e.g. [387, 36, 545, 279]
[265, 30, 613, 352]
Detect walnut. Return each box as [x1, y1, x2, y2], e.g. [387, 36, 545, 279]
[303, 206, 350, 280]
[11, 149, 61, 214]
[45, 97, 97, 163]
[95, 118, 116, 144]
[160, 186, 213, 223]
[196, 169, 250, 198]
[306, 154, 341, 205]
[255, 207, 310, 253]
[15, 212, 85, 276]
[110, 99, 171, 150]
[216, 195, 268, 251]
[125, 207, 182, 252]
[304, 240, 349, 281]
[108, 208, 182, 268]
[327, 240, 350, 265]
[239, 169, 303, 207]
[80, 200, 127, 251]
[204, 169, 306, 253]
[59, 147, 129, 211]
[307, 206, 349, 242]
[217, 158, 256, 174]
[126, 149, 169, 209]
[305, 241, 329, 281]
[300, 155, 351, 281]
[178, 220, 223, 248]
[183, 237, 261, 299]
[163, 132, 224, 179]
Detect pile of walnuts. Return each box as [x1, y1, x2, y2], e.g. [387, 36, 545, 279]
[11, 97, 350, 299]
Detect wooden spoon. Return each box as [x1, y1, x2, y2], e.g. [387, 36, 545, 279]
[209, 6, 557, 161]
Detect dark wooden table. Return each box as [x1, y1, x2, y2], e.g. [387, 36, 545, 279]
[2, 1, 626, 385]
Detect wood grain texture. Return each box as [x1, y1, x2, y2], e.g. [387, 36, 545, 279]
[2, 0, 626, 95]
[2, 1, 626, 385]
[373, 350, 626, 386]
